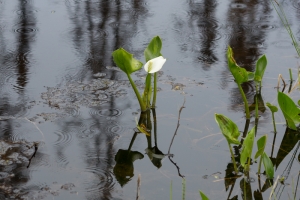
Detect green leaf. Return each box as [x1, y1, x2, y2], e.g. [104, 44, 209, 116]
[215, 114, 240, 145]
[266, 102, 278, 113]
[278, 92, 300, 130]
[254, 55, 267, 83]
[240, 127, 255, 168]
[262, 152, 274, 179]
[227, 46, 251, 84]
[199, 190, 210, 200]
[112, 48, 143, 75]
[255, 135, 267, 159]
[144, 36, 163, 62]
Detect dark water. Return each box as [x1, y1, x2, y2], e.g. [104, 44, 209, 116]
[0, 0, 299, 199]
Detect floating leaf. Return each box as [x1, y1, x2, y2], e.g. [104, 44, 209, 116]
[255, 135, 267, 159]
[266, 102, 278, 113]
[278, 92, 300, 130]
[262, 152, 274, 179]
[215, 114, 240, 145]
[112, 48, 143, 75]
[227, 46, 253, 84]
[199, 190, 210, 200]
[144, 36, 163, 62]
[240, 127, 255, 168]
[254, 55, 267, 83]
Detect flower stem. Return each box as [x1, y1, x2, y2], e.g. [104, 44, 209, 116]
[143, 73, 152, 108]
[127, 73, 147, 111]
[271, 112, 277, 133]
[237, 83, 250, 119]
[152, 72, 157, 108]
[228, 142, 238, 174]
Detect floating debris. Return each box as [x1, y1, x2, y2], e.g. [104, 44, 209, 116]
[171, 83, 185, 90]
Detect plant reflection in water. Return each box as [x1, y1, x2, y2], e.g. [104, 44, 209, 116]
[113, 108, 175, 187]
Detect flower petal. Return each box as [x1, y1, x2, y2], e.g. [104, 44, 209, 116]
[144, 56, 166, 73]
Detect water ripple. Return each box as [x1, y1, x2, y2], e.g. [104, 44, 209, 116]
[272, 40, 293, 49]
[230, 2, 247, 9]
[89, 107, 122, 119]
[53, 130, 73, 146]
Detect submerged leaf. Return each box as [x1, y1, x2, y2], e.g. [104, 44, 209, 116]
[278, 92, 300, 130]
[254, 55, 267, 83]
[112, 48, 143, 75]
[240, 127, 255, 168]
[227, 46, 252, 84]
[215, 114, 240, 145]
[262, 152, 274, 179]
[144, 36, 163, 62]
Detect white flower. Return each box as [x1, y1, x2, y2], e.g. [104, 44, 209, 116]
[144, 56, 166, 73]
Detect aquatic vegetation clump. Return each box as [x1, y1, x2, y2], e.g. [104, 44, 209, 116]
[112, 36, 166, 111]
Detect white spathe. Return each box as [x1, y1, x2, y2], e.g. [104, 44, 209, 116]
[144, 56, 166, 73]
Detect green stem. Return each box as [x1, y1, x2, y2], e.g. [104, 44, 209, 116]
[127, 73, 147, 111]
[152, 72, 157, 108]
[142, 73, 152, 109]
[271, 112, 277, 134]
[228, 142, 238, 174]
[258, 156, 263, 175]
[237, 84, 250, 119]
[289, 68, 293, 81]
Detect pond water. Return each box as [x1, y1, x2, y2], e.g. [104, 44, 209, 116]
[0, 0, 300, 199]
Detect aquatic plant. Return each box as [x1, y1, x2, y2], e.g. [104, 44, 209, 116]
[112, 36, 166, 111]
[227, 46, 267, 119]
[277, 91, 300, 130]
[199, 190, 209, 200]
[254, 54, 267, 91]
[255, 135, 274, 179]
[266, 102, 278, 133]
[227, 46, 253, 118]
[215, 113, 240, 173]
[240, 127, 255, 171]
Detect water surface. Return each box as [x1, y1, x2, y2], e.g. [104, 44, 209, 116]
[0, 0, 299, 199]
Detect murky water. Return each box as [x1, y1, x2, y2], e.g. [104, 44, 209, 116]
[0, 0, 300, 199]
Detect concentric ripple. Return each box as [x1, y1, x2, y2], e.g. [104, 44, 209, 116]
[53, 130, 73, 146]
[13, 27, 38, 34]
[89, 107, 122, 119]
[292, 0, 300, 10]
[84, 165, 115, 193]
[230, 2, 247, 9]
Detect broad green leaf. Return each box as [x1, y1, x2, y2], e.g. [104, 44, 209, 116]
[262, 152, 274, 179]
[112, 48, 143, 75]
[266, 102, 278, 113]
[255, 135, 267, 159]
[144, 36, 163, 62]
[278, 92, 300, 130]
[199, 190, 210, 200]
[254, 55, 267, 83]
[215, 114, 240, 145]
[240, 127, 255, 168]
[227, 46, 251, 84]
